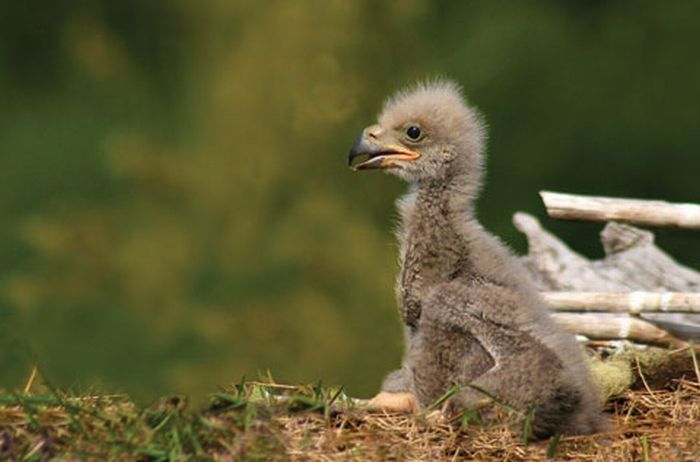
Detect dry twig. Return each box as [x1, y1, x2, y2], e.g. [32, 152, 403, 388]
[542, 291, 700, 314]
[540, 191, 700, 229]
[551, 313, 686, 347]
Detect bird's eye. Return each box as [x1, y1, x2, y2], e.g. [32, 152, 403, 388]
[406, 125, 422, 141]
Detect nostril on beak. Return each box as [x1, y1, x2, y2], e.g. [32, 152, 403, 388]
[365, 125, 382, 140]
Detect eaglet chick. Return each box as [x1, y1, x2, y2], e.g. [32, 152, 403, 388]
[348, 80, 605, 438]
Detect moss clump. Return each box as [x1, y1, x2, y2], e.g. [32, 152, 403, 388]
[589, 345, 698, 399]
[589, 356, 634, 401]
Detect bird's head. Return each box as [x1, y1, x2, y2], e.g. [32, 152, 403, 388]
[348, 80, 486, 185]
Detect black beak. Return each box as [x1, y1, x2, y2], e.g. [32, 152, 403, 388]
[347, 132, 375, 167]
[347, 131, 421, 171]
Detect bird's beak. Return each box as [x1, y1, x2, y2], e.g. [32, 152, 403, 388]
[347, 132, 421, 171]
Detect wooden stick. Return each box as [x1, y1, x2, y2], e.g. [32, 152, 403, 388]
[541, 291, 700, 314]
[540, 191, 700, 229]
[551, 313, 686, 347]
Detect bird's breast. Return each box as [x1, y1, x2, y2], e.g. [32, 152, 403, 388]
[398, 229, 465, 327]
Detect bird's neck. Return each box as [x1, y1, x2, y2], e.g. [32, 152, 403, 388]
[396, 173, 490, 327]
[399, 172, 483, 271]
[413, 173, 478, 227]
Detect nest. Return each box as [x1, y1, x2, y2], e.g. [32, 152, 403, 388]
[273, 378, 699, 461]
[1, 350, 698, 460]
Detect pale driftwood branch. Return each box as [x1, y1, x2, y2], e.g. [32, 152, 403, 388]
[540, 191, 700, 229]
[514, 212, 700, 292]
[551, 313, 686, 347]
[514, 212, 700, 329]
[514, 210, 700, 345]
[541, 292, 700, 314]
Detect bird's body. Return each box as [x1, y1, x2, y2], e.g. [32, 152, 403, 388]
[349, 80, 605, 437]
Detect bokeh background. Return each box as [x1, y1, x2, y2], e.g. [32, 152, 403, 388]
[1, 1, 699, 402]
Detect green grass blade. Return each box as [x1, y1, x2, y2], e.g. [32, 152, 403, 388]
[547, 433, 562, 459]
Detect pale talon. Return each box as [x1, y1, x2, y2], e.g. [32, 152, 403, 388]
[368, 392, 420, 414]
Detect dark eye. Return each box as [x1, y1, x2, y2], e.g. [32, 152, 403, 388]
[406, 125, 422, 140]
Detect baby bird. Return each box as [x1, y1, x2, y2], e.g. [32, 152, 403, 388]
[348, 80, 605, 437]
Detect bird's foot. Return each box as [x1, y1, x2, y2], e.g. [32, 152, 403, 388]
[368, 392, 420, 414]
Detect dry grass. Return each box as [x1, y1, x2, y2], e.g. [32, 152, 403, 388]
[1, 353, 699, 461]
[273, 379, 700, 461]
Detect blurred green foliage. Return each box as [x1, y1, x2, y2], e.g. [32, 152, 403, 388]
[1, 1, 699, 401]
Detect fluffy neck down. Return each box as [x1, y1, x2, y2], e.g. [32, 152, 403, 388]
[398, 171, 527, 317]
